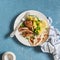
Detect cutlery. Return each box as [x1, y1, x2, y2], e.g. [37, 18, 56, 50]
[10, 12, 30, 37]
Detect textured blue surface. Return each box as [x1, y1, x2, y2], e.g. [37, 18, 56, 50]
[0, 0, 60, 60]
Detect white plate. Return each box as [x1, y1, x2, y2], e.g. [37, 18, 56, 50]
[14, 10, 49, 46]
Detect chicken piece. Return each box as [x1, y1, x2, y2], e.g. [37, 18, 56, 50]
[18, 27, 33, 37]
[18, 27, 29, 32]
[22, 31, 33, 37]
[28, 34, 41, 46]
[28, 37, 34, 45]
[18, 27, 33, 33]
[29, 30, 48, 46]
[24, 20, 33, 30]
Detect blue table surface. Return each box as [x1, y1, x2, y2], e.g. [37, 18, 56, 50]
[0, 0, 60, 60]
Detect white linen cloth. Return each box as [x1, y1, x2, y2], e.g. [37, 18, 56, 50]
[41, 26, 60, 60]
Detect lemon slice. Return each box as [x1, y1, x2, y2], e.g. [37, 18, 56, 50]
[40, 20, 48, 28]
[38, 20, 48, 34]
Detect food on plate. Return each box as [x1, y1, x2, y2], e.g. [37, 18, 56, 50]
[18, 15, 49, 46]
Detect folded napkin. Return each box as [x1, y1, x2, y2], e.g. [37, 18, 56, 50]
[41, 26, 60, 60]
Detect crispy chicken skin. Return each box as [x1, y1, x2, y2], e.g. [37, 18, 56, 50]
[18, 27, 33, 37]
[24, 20, 33, 30]
[18, 27, 28, 32]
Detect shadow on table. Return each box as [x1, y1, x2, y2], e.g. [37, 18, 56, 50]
[4, 11, 30, 48]
[0, 53, 4, 60]
[47, 53, 54, 60]
[4, 13, 20, 38]
[12, 36, 30, 47]
[33, 46, 54, 60]
[0, 54, 2, 60]
[33, 46, 42, 52]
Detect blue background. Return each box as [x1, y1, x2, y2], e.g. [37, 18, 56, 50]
[0, 0, 60, 60]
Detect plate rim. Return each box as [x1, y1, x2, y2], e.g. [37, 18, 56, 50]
[13, 10, 49, 46]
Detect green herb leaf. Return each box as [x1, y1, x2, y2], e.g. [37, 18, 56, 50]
[26, 37, 29, 40]
[31, 36, 35, 39]
[20, 23, 25, 27]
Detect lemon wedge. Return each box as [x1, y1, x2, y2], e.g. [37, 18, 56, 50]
[38, 20, 48, 34]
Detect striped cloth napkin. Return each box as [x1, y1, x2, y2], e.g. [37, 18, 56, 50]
[41, 26, 60, 60]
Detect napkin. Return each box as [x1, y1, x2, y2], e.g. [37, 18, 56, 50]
[41, 26, 60, 60]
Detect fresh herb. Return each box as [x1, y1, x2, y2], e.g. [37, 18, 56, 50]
[35, 20, 41, 26]
[34, 29, 39, 35]
[31, 36, 35, 39]
[26, 37, 29, 40]
[33, 26, 41, 35]
[34, 29, 38, 35]
[36, 26, 40, 30]
[38, 19, 40, 22]
[45, 27, 49, 31]
[35, 21, 38, 25]
[20, 23, 25, 27]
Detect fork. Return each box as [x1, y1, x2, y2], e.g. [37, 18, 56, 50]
[10, 12, 30, 37]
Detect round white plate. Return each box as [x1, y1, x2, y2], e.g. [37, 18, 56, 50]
[14, 10, 48, 46]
